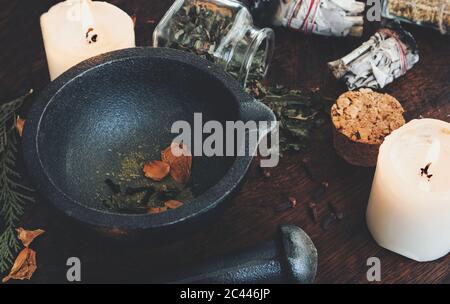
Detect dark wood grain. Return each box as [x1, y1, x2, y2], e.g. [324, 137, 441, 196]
[0, 0, 449, 284]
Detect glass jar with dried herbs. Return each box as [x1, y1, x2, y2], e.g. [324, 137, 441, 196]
[382, 0, 449, 34]
[153, 0, 275, 87]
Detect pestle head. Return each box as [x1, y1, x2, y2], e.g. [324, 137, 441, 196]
[279, 225, 318, 284]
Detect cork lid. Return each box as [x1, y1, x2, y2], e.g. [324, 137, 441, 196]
[331, 89, 406, 145]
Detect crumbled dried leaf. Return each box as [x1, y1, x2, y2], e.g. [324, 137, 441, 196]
[161, 142, 192, 184]
[164, 200, 183, 209]
[2, 248, 37, 283]
[16, 228, 45, 248]
[148, 206, 168, 214]
[16, 117, 25, 137]
[143, 160, 170, 181]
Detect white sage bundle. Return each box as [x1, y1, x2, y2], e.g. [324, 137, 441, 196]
[328, 24, 420, 90]
[271, 0, 366, 37]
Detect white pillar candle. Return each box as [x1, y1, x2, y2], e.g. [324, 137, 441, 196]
[41, 0, 135, 80]
[367, 118, 450, 262]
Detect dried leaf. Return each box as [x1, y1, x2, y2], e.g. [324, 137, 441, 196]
[161, 142, 192, 184]
[164, 200, 183, 209]
[16, 117, 25, 137]
[2, 248, 37, 283]
[143, 160, 170, 181]
[148, 206, 168, 214]
[16, 228, 45, 248]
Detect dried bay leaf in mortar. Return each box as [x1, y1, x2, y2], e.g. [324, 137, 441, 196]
[16, 228, 45, 248]
[143, 160, 170, 181]
[161, 142, 192, 184]
[148, 206, 168, 214]
[164, 200, 184, 209]
[2, 248, 37, 283]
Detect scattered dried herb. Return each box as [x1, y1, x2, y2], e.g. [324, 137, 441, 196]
[248, 82, 332, 152]
[100, 143, 194, 214]
[117, 151, 147, 183]
[143, 160, 170, 181]
[105, 178, 121, 194]
[124, 186, 154, 196]
[102, 190, 148, 213]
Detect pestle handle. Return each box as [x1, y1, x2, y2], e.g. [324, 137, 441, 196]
[166, 225, 318, 284]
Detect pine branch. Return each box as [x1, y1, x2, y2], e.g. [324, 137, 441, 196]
[0, 91, 35, 274]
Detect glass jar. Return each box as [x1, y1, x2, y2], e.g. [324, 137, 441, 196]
[382, 0, 449, 34]
[153, 0, 275, 87]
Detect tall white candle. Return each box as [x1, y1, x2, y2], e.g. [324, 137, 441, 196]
[367, 118, 450, 262]
[41, 0, 135, 80]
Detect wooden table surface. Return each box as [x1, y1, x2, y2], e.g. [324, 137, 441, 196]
[1, 0, 449, 284]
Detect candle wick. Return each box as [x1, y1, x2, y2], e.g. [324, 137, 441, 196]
[420, 162, 433, 181]
[85, 27, 98, 44]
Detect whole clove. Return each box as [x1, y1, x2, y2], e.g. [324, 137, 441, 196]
[312, 182, 329, 201]
[262, 169, 272, 178]
[308, 202, 319, 223]
[328, 202, 344, 220]
[321, 212, 337, 230]
[288, 196, 297, 207]
[275, 197, 297, 212]
[259, 164, 272, 178]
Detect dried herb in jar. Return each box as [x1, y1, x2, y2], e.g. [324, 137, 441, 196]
[162, 1, 234, 61]
[383, 0, 450, 34]
[153, 0, 275, 87]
